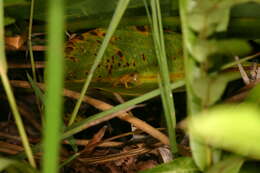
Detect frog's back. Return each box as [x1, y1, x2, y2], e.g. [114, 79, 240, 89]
[65, 26, 184, 94]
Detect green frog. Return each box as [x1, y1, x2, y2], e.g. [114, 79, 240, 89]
[64, 26, 184, 95]
[64, 26, 251, 96]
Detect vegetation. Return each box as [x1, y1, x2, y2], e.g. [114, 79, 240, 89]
[1, 0, 260, 172]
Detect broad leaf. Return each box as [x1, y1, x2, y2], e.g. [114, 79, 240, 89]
[4, 16, 15, 26]
[139, 157, 200, 173]
[188, 103, 260, 159]
[191, 39, 251, 63]
[187, 0, 260, 36]
[192, 71, 241, 106]
[0, 157, 38, 173]
[206, 155, 244, 173]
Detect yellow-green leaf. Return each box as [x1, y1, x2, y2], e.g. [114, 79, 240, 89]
[188, 103, 260, 159]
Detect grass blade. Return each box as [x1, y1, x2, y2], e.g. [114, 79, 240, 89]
[149, 0, 178, 153]
[28, 0, 37, 81]
[42, 0, 65, 172]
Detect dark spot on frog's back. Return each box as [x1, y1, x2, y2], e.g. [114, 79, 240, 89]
[110, 36, 120, 42]
[89, 29, 106, 37]
[66, 72, 75, 80]
[141, 53, 147, 61]
[171, 56, 177, 60]
[89, 30, 98, 36]
[96, 40, 102, 44]
[118, 62, 121, 67]
[66, 41, 75, 47]
[65, 46, 74, 54]
[68, 56, 79, 62]
[75, 35, 84, 40]
[133, 61, 136, 67]
[108, 67, 112, 75]
[126, 62, 130, 67]
[116, 50, 123, 58]
[136, 26, 148, 32]
[97, 75, 102, 81]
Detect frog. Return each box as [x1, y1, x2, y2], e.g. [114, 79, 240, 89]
[64, 26, 184, 95]
[64, 26, 252, 96]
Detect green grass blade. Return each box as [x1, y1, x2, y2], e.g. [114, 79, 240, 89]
[0, 1, 6, 72]
[0, 157, 38, 173]
[42, 0, 65, 172]
[28, 0, 37, 81]
[149, 0, 177, 153]
[59, 153, 80, 168]
[68, 0, 131, 126]
[221, 52, 260, 70]
[0, 0, 36, 168]
[27, 74, 45, 104]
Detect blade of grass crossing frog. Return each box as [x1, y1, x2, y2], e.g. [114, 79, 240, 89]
[68, 0, 131, 126]
[179, 0, 212, 170]
[150, 0, 177, 152]
[143, 0, 152, 24]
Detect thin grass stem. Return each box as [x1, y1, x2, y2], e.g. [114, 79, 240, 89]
[68, 0, 130, 126]
[149, 0, 178, 152]
[28, 0, 37, 81]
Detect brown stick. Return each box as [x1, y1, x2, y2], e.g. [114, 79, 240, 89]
[8, 61, 45, 69]
[10, 80, 170, 145]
